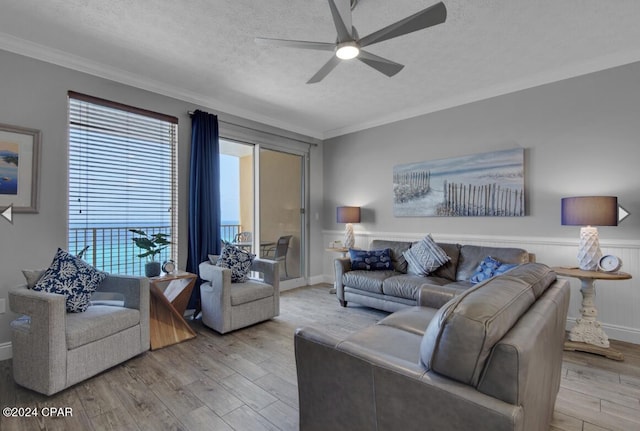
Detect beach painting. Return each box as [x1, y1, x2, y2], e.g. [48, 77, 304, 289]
[0, 124, 40, 212]
[393, 148, 525, 217]
[0, 141, 19, 195]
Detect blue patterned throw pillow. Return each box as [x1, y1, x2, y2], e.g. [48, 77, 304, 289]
[217, 241, 255, 283]
[470, 256, 519, 284]
[402, 235, 450, 276]
[33, 248, 107, 313]
[349, 248, 393, 271]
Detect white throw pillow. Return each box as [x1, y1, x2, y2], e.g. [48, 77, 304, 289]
[403, 235, 450, 276]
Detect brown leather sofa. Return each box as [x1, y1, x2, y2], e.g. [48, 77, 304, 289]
[335, 239, 533, 312]
[296, 263, 570, 431]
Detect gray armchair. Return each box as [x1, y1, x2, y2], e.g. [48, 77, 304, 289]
[9, 274, 150, 395]
[199, 258, 279, 334]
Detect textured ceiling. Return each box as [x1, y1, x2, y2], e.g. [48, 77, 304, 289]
[1, 0, 640, 139]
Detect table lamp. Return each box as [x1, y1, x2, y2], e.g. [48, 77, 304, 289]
[337, 206, 361, 249]
[561, 196, 618, 270]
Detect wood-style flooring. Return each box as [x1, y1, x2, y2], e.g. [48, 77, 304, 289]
[1, 284, 639, 430]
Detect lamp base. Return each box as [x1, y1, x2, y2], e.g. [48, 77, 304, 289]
[577, 226, 602, 271]
[344, 223, 355, 249]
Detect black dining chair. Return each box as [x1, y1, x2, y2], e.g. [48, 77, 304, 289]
[264, 235, 292, 278]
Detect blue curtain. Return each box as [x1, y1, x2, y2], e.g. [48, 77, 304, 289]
[186, 110, 221, 310]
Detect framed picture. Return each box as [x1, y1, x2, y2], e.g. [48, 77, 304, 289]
[393, 148, 525, 217]
[0, 123, 41, 213]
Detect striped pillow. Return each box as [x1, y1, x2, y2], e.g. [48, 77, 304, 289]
[403, 235, 450, 276]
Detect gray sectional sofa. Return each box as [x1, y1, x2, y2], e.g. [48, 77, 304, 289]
[296, 263, 570, 431]
[335, 239, 533, 312]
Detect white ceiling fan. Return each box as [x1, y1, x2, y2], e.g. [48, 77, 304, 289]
[255, 0, 447, 84]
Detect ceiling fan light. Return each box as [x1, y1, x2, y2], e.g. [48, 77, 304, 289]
[336, 42, 360, 60]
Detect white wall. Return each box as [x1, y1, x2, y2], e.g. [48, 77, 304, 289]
[0, 49, 323, 358]
[322, 61, 640, 343]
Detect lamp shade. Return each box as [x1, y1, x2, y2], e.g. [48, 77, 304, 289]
[336, 206, 361, 224]
[561, 196, 618, 226]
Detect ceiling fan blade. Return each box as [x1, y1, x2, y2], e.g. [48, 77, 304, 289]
[359, 1, 446, 48]
[307, 56, 341, 84]
[328, 0, 353, 43]
[357, 50, 404, 77]
[255, 37, 336, 52]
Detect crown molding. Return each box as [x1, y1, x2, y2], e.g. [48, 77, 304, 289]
[4, 32, 640, 142]
[322, 48, 640, 139]
[0, 32, 323, 140]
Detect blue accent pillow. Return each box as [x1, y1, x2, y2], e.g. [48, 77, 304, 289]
[349, 248, 392, 271]
[33, 248, 107, 313]
[217, 241, 256, 283]
[470, 256, 519, 284]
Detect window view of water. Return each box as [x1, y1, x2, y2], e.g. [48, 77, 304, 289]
[68, 96, 177, 276]
[67, 102, 245, 277]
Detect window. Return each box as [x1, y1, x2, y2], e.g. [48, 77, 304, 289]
[68, 92, 178, 275]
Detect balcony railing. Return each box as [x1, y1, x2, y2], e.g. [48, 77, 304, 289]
[69, 224, 243, 276]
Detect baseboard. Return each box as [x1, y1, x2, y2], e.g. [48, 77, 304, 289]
[0, 341, 12, 360]
[308, 274, 328, 286]
[280, 278, 308, 291]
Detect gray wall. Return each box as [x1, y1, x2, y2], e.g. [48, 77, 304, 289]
[0, 49, 323, 352]
[322, 61, 640, 343]
[324, 61, 640, 240]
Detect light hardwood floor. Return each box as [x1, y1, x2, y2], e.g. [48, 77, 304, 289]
[1, 284, 639, 431]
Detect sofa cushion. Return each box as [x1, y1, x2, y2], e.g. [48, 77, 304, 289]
[66, 305, 140, 349]
[230, 280, 274, 306]
[339, 325, 424, 364]
[456, 245, 529, 281]
[33, 248, 107, 313]
[420, 263, 554, 387]
[343, 270, 398, 294]
[382, 274, 432, 301]
[349, 248, 393, 271]
[403, 235, 450, 276]
[370, 240, 412, 273]
[377, 306, 439, 335]
[431, 243, 461, 281]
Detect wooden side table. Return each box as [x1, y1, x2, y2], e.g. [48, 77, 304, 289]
[149, 271, 197, 350]
[552, 266, 631, 361]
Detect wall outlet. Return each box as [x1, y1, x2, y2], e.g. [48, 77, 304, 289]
[0, 298, 5, 314]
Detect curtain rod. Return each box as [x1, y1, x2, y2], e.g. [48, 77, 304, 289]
[188, 110, 318, 147]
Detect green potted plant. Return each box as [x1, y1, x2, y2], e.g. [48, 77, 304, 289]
[129, 229, 171, 277]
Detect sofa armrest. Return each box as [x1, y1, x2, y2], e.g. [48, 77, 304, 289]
[96, 274, 149, 311]
[418, 284, 461, 308]
[9, 285, 67, 330]
[97, 274, 150, 350]
[334, 257, 351, 299]
[199, 261, 232, 306]
[251, 258, 280, 289]
[9, 285, 68, 393]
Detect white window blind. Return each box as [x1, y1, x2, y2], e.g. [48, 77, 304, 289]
[68, 92, 178, 275]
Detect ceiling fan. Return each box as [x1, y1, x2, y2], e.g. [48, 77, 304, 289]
[255, 0, 447, 84]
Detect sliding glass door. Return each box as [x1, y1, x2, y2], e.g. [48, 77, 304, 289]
[220, 140, 306, 284]
[259, 148, 304, 282]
